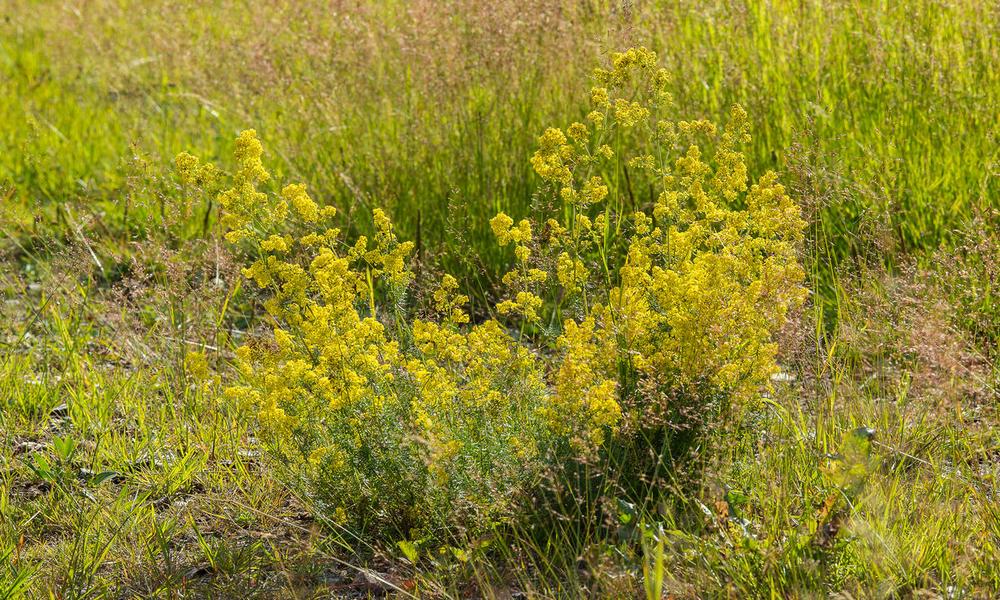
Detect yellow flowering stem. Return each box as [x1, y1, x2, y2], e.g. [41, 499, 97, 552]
[599, 218, 613, 292]
[614, 128, 623, 238]
[580, 105, 611, 182]
[366, 266, 376, 319]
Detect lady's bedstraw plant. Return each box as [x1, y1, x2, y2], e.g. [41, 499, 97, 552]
[176, 132, 551, 542]
[492, 47, 807, 452]
[176, 46, 807, 547]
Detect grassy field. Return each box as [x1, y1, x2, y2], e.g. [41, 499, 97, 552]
[2, 1, 999, 597]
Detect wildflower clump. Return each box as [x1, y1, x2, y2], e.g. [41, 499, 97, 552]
[182, 132, 552, 542]
[491, 213, 547, 323]
[182, 46, 808, 549]
[492, 47, 807, 453]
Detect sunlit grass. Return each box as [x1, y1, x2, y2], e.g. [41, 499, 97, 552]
[2, 1, 999, 597]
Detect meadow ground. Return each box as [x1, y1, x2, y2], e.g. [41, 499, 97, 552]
[1, 1, 999, 598]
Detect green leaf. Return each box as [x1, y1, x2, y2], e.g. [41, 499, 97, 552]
[397, 539, 419, 564]
[89, 471, 120, 486]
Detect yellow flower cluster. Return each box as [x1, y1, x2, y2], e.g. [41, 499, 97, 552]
[529, 128, 573, 184]
[491, 47, 807, 448]
[556, 252, 587, 295]
[175, 151, 219, 188]
[431, 274, 470, 326]
[217, 129, 280, 243]
[491, 212, 547, 323]
[543, 316, 620, 448]
[183, 132, 551, 539]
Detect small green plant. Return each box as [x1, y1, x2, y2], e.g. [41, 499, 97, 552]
[640, 521, 666, 600]
[0, 544, 35, 599]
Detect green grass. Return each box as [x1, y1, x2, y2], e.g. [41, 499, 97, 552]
[7, 266, 996, 597]
[4, 1, 997, 304]
[2, 0, 1000, 597]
